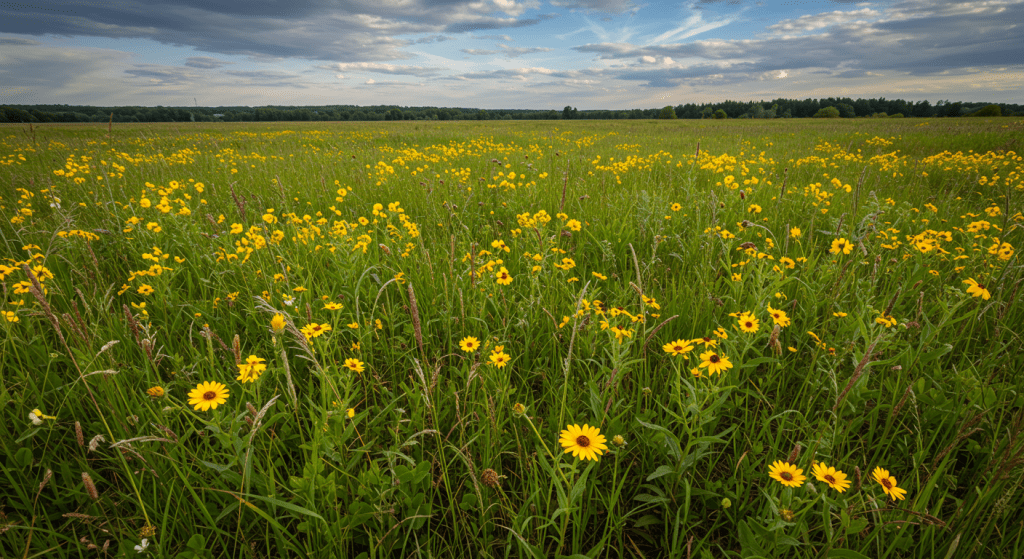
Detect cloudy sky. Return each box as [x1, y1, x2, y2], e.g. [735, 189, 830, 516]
[1, 0, 1021, 109]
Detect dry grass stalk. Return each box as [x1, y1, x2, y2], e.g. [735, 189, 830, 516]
[408, 284, 424, 357]
[833, 334, 882, 412]
[75, 422, 84, 446]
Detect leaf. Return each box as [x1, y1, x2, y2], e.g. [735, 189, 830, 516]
[646, 465, 676, 481]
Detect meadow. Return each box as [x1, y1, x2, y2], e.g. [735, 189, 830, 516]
[1, 117, 1022, 559]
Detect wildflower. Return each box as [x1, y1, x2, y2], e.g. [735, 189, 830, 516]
[137, 284, 154, 296]
[830, 238, 853, 255]
[872, 467, 908, 501]
[343, 358, 365, 373]
[963, 278, 991, 300]
[732, 273, 742, 282]
[812, 462, 851, 492]
[738, 313, 760, 334]
[270, 314, 286, 333]
[347, 407, 356, 418]
[512, 402, 526, 417]
[876, 313, 897, 328]
[346, 322, 359, 329]
[833, 311, 848, 318]
[495, 267, 513, 285]
[459, 336, 481, 353]
[790, 227, 801, 238]
[766, 305, 791, 327]
[780, 257, 795, 269]
[699, 350, 733, 375]
[134, 539, 150, 554]
[663, 339, 695, 357]
[559, 424, 608, 462]
[323, 302, 344, 310]
[611, 434, 627, 448]
[2, 311, 18, 323]
[694, 336, 717, 348]
[489, 351, 511, 368]
[610, 325, 633, 343]
[671, 202, 682, 212]
[301, 322, 332, 340]
[237, 355, 267, 383]
[592, 272, 607, 280]
[768, 460, 806, 488]
[29, 409, 56, 425]
[187, 381, 229, 412]
[714, 327, 728, 339]
[146, 386, 165, 398]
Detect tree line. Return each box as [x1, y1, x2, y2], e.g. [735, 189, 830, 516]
[0, 98, 1017, 124]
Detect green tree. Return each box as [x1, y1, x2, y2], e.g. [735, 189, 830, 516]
[658, 105, 678, 119]
[813, 106, 841, 118]
[972, 104, 1002, 117]
[713, 109, 727, 119]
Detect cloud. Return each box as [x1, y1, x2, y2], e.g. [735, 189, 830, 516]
[549, 0, 635, 12]
[461, 48, 499, 55]
[184, 56, 232, 69]
[0, 37, 41, 45]
[498, 44, 553, 57]
[0, 1, 552, 63]
[320, 62, 440, 76]
[767, 8, 880, 34]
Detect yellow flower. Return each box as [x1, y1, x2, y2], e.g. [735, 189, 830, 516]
[495, 267, 513, 285]
[2, 311, 18, 323]
[830, 237, 853, 255]
[344, 358, 365, 373]
[323, 302, 344, 310]
[347, 407, 356, 418]
[963, 278, 991, 300]
[489, 351, 511, 368]
[663, 339, 695, 357]
[559, 424, 608, 462]
[187, 381, 229, 412]
[270, 314, 286, 333]
[766, 305, 791, 327]
[137, 284, 154, 296]
[812, 462, 851, 493]
[347, 322, 360, 329]
[147, 386, 165, 398]
[768, 460, 806, 488]
[790, 227, 801, 238]
[872, 467, 908, 501]
[301, 322, 332, 339]
[237, 355, 267, 383]
[699, 350, 733, 375]
[737, 312, 760, 334]
[459, 336, 481, 353]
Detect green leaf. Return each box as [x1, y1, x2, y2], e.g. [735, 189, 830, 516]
[646, 465, 676, 481]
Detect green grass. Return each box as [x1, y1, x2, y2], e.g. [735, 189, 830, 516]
[1, 117, 1023, 558]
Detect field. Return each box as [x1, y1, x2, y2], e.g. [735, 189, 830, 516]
[1, 117, 1023, 559]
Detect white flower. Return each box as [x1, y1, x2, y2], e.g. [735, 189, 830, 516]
[134, 539, 149, 553]
[29, 411, 43, 426]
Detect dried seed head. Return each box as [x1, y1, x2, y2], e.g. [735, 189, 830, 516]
[75, 421, 84, 447]
[232, 334, 241, 365]
[247, 402, 258, 417]
[88, 434, 106, 453]
[81, 472, 99, 500]
[139, 524, 156, 537]
[481, 468, 500, 488]
[787, 443, 802, 464]
[39, 469, 53, 493]
[854, 466, 862, 493]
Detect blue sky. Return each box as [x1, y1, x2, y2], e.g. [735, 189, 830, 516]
[1, 0, 1021, 109]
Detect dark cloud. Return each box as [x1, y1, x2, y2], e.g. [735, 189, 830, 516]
[0, 1, 549, 62]
[184, 56, 231, 69]
[0, 37, 41, 45]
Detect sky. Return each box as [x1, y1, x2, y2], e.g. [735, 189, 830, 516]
[1, 0, 1022, 110]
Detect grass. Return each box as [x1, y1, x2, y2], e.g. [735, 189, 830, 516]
[1, 117, 1023, 558]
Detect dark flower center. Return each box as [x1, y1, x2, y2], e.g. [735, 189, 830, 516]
[977, 283, 985, 289]
[745, 322, 753, 328]
[838, 243, 845, 249]
[882, 478, 892, 489]
[703, 337, 711, 343]
[709, 354, 720, 363]
[203, 391, 217, 400]
[780, 472, 793, 481]
[824, 474, 836, 484]
[674, 346, 683, 351]
[576, 435, 591, 448]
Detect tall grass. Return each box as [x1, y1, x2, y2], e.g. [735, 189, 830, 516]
[1, 117, 1022, 558]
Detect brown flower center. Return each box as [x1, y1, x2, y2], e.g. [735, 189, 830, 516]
[977, 283, 985, 289]
[838, 243, 845, 249]
[881, 478, 892, 489]
[576, 435, 591, 448]
[780, 471, 793, 481]
[824, 474, 836, 484]
[674, 345, 683, 352]
[709, 354, 720, 363]
[745, 322, 753, 328]
[203, 391, 217, 400]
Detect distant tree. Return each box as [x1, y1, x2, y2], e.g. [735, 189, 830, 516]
[971, 104, 1002, 117]
[813, 106, 841, 118]
[562, 106, 578, 120]
[658, 105, 677, 119]
[713, 109, 727, 119]
[943, 102, 963, 117]
[836, 103, 856, 118]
